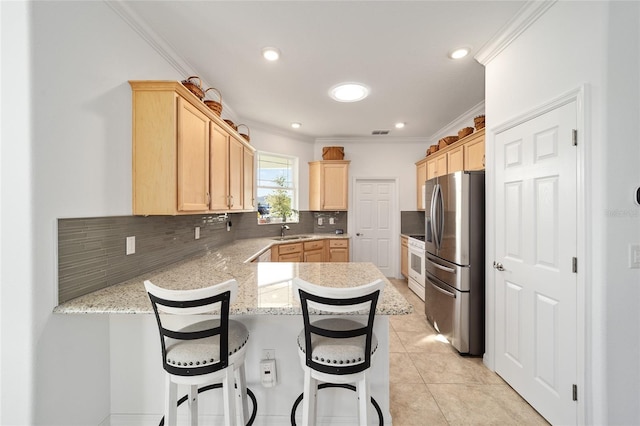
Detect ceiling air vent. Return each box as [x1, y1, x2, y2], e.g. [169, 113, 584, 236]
[371, 130, 390, 135]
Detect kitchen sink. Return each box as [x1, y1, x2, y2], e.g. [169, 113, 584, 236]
[272, 235, 310, 241]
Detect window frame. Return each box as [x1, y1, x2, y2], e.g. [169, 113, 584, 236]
[256, 151, 299, 224]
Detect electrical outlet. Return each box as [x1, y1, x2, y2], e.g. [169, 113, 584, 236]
[195, 226, 200, 240]
[318, 217, 323, 225]
[262, 349, 275, 360]
[329, 217, 335, 225]
[126, 236, 135, 255]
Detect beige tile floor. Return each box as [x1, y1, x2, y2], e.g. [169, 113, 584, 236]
[388, 278, 549, 425]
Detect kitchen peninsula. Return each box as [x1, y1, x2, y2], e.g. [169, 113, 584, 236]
[54, 235, 412, 424]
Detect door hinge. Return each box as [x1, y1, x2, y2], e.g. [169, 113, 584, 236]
[572, 129, 578, 146]
[572, 257, 578, 273]
[573, 384, 578, 401]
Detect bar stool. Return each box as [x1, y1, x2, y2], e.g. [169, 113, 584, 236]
[144, 279, 252, 426]
[291, 277, 385, 426]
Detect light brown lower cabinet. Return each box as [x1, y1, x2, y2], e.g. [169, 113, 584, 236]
[271, 238, 350, 263]
[328, 239, 349, 262]
[303, 240, 325, 262]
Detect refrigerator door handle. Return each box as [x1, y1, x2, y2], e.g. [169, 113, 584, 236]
[426, 258, 456, 274]
[430, 184, 439, 249]
[435, 184, 444, 248]
[428, 278, 456, 298]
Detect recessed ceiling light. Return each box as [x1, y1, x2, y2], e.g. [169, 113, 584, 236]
[395, 122, 406, 129]
[291, 122, 302, 129]
[329, 83, 370, 102]
[449, 47, 470, 59]
[262, 47, 281, 61]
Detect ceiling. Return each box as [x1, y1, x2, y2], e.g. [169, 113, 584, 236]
[123, 1, 526, 140]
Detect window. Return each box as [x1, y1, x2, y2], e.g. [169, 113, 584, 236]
[256, 152, 298, 224]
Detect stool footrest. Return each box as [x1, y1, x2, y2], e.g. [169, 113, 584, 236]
[290, 383, 384, 426]
[158, 384, 257, 426]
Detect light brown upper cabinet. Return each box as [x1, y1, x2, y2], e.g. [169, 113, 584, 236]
[427, 155, 447, 180]
[309, 160, 350, 211]
[243, 147, 255, 210]
[129, 81, 255, 215]
[415, 128, 485, 209]
[463, 131, 486, 171]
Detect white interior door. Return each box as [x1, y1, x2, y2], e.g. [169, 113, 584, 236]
[353, 179, 396, 277]
[494, 101, 577, 425]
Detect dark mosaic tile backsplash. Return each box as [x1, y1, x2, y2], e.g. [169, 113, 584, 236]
[57, 211, 348, 303]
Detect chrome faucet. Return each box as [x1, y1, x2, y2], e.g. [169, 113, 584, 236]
[281, 224, 290, 238]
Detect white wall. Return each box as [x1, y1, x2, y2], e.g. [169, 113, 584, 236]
[313, 138, 429, 212]
[0, 2, 320, 424]
[483, 1, 640, 424]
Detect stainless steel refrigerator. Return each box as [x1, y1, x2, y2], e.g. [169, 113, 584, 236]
[424, 170, 485, 355]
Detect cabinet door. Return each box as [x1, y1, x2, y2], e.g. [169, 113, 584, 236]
[243, 147, 255, 210]
[464, 137, 485, 170]
[177, 98, 210, 211]
[329, 248, 349, 262]
[447, 146, 464, 173]
[228, 137, 244, 211]
[416, 161, 427, 210]
[427, 157, 438, 180]
[435, 155, 448, 177]
[210, 123, 230, 210]
[304, 249, 324, 262]
[322, 162, 349, 210]
[329, 239, 349, 262]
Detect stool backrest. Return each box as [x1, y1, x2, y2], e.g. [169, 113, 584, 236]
[144, 279, 237, 376]
[294, 278, 385, 375]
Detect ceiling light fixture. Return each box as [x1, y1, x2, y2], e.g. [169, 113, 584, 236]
[448, 47, 470, 59]
[329, 83, 370, 102]
[262, 47, 281, 61]
[395, 122, 405, 129]
[291, 122, 302, 129]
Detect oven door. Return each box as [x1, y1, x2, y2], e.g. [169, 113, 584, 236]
[407, 245, 426, 300]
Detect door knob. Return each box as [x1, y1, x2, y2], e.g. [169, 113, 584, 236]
[356, 233, 363, 236]
[493, 261, 505, 271]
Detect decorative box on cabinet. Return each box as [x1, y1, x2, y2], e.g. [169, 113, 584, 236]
[129, 80, 256, 215]
[309, 160, 350, 211]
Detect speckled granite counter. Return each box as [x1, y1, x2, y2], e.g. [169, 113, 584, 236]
[54, 234, 412, 316]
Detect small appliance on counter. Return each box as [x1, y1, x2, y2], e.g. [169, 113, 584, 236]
[424, 170, 485, 355]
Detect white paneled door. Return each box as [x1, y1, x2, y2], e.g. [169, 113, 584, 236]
[494, 101, 577, 425]
[353, 179, 396, 277]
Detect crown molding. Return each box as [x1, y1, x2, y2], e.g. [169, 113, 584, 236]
[104, 0, 239, 119]
[475, 0, 557, 66]
[240, 118, 316, 144]
[315, 136, 429, 145]
[428, 100, 485, 144]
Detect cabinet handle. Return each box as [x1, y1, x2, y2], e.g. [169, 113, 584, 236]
[229, 195, 234, 207]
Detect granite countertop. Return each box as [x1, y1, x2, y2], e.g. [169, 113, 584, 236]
[54, 234, 413, 316]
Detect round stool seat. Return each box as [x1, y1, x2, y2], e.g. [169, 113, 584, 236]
[166, 319, 249, 369]
[297, 318, 378, 367]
